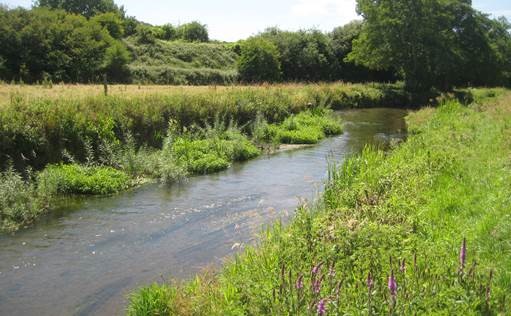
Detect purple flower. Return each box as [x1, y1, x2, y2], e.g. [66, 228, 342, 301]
[312, 262, 323, 275]
[367, 272, 374, 290]
[388, 271, 397, 298]
[296, 274, 304, 290]
[317, 299, 327, 316]
[460, 238, 467, 271]
[328, 265, 336, 278]
[313, 278, 322, 294]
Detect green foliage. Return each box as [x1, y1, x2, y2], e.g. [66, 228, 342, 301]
[160, 23, 177, 41]
[91, 12, 124, 39]
[135, 24, 159, 44]
[36, 0, 123, 18]
[257, 110, 343, 144]
[0, 168, 50, 232]
[171, 124, 260, 174]
[126, 37, 238, 85]
[103, 40, 131, 82]
[127, 283, 175, 316]
[129, 90, 511, 315]
[0, 83, 407, 172]
[238, 37, 281, 83]
[37, 164, 130, 195]
[176, 21, 209, 42]
[0, 7, 129, 83]
[350, 0, 511, 91]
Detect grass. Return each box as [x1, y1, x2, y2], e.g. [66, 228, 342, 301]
[0, 82, 405, 173]
[37, 164, 131, 195]
[127, 88, 511, 315]
[125, 37, 238, 85]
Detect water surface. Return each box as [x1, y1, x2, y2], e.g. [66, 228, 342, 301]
[0, 108, 408, 315]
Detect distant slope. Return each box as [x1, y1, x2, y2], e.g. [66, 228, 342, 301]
[125, 37, 239, 85]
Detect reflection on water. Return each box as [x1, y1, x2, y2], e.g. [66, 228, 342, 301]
[0, 108, 408, 316]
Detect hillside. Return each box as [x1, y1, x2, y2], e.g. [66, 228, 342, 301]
[125, 37, 239, 85]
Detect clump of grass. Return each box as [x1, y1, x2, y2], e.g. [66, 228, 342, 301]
[128, 90, 511, 315]
[0, 168, 50, 232]
[127, 284, 176, 316]
[256, 109, 343, 144]
[37, 164, 130, 195]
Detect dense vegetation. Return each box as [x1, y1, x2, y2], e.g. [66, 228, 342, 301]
[1, 0, 508, 89]
[127, 89, 511, 315]
[0, 82, 362, 232]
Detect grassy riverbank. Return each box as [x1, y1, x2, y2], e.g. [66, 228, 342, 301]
[127, 88, 511, 315]
[0, 101, 342, 232]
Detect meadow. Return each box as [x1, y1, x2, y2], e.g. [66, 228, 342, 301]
[127, 88, 511, 315]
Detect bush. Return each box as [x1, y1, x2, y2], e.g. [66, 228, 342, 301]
[37, 164, 130, 195]
[0, 168, 49, 232]
[238, 37, 281, 83]
[176, 21, 209, 42]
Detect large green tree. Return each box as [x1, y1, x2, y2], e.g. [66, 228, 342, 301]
[36, 0, 123, 18]
[238, 37, 281, 83]
[349, 0, 511, 91]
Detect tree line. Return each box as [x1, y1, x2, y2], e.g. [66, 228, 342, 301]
[0, 0, 510, 92]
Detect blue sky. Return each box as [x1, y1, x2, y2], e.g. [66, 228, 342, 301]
[2, 0, 510, 41]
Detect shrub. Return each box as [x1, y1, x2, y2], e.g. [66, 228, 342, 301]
[37, 164, 130, 195]
[238, 37, 281, 83]
[0, 168, 49, 232]
[176, 21, 209, 42]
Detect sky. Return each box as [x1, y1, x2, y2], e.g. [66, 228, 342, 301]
[2, 0, 511, 41]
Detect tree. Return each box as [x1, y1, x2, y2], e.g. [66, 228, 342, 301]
[91, 12, 124, 39]
[349, 0, 511, 91]
[238, 37, 281, 83]
[36, 0, 123, 18]
[177, 21, 208, 42]
[161, 23, 177, 41]
[259, 28, 337, 82]
[103, 40, 131, 82]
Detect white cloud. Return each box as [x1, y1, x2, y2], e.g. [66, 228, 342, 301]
[291, 0, 358, 20]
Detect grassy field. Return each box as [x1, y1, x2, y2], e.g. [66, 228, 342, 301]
[125, 38, 238, 85]
[127, 88, 511, 315]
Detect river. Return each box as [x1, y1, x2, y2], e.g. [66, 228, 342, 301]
[0, 108, 408, 315]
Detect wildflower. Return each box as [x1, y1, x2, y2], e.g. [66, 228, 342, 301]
[317, 299, 327, 316]
[367, 272, 374, 291]
[296, 274, 304, 290]
[388, 271, 397, 299]
[312, 262, 323, 275]
[400, 259, 406, 273]
[460, 238, 467, 271]
[313, 277, 323, 294]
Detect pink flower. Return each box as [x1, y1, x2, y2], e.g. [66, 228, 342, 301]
[367, 272, 374, 290]
[460, 238, 467, 271]
[388, 271, 397, 298]
[296, 274, 304, 290]
[317, 299, 327, 316]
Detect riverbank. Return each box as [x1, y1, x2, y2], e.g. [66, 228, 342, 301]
[0, 106, 342, 232]
[128, 88, 511, 315]
[0, 82, 410, 233]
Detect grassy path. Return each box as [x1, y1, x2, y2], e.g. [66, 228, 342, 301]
[128, 89, 511, 315]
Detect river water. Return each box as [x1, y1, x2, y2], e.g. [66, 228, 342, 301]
[0, 108, 408, 315]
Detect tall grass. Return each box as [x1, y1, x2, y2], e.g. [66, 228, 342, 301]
[127, 90, 511, 315]
[0, 82, 407, 172]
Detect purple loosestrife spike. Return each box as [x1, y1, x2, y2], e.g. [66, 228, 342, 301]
[329, 265, 336, 278]
[460, 238, 467, 271]
[312, 262, 323, 275]
[317, 299, 327, 316]
[367, 272, 374, 291]
[313, 276, 324, 294]
[388, 271, 397, 299]
[296, 274, 304, 290]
